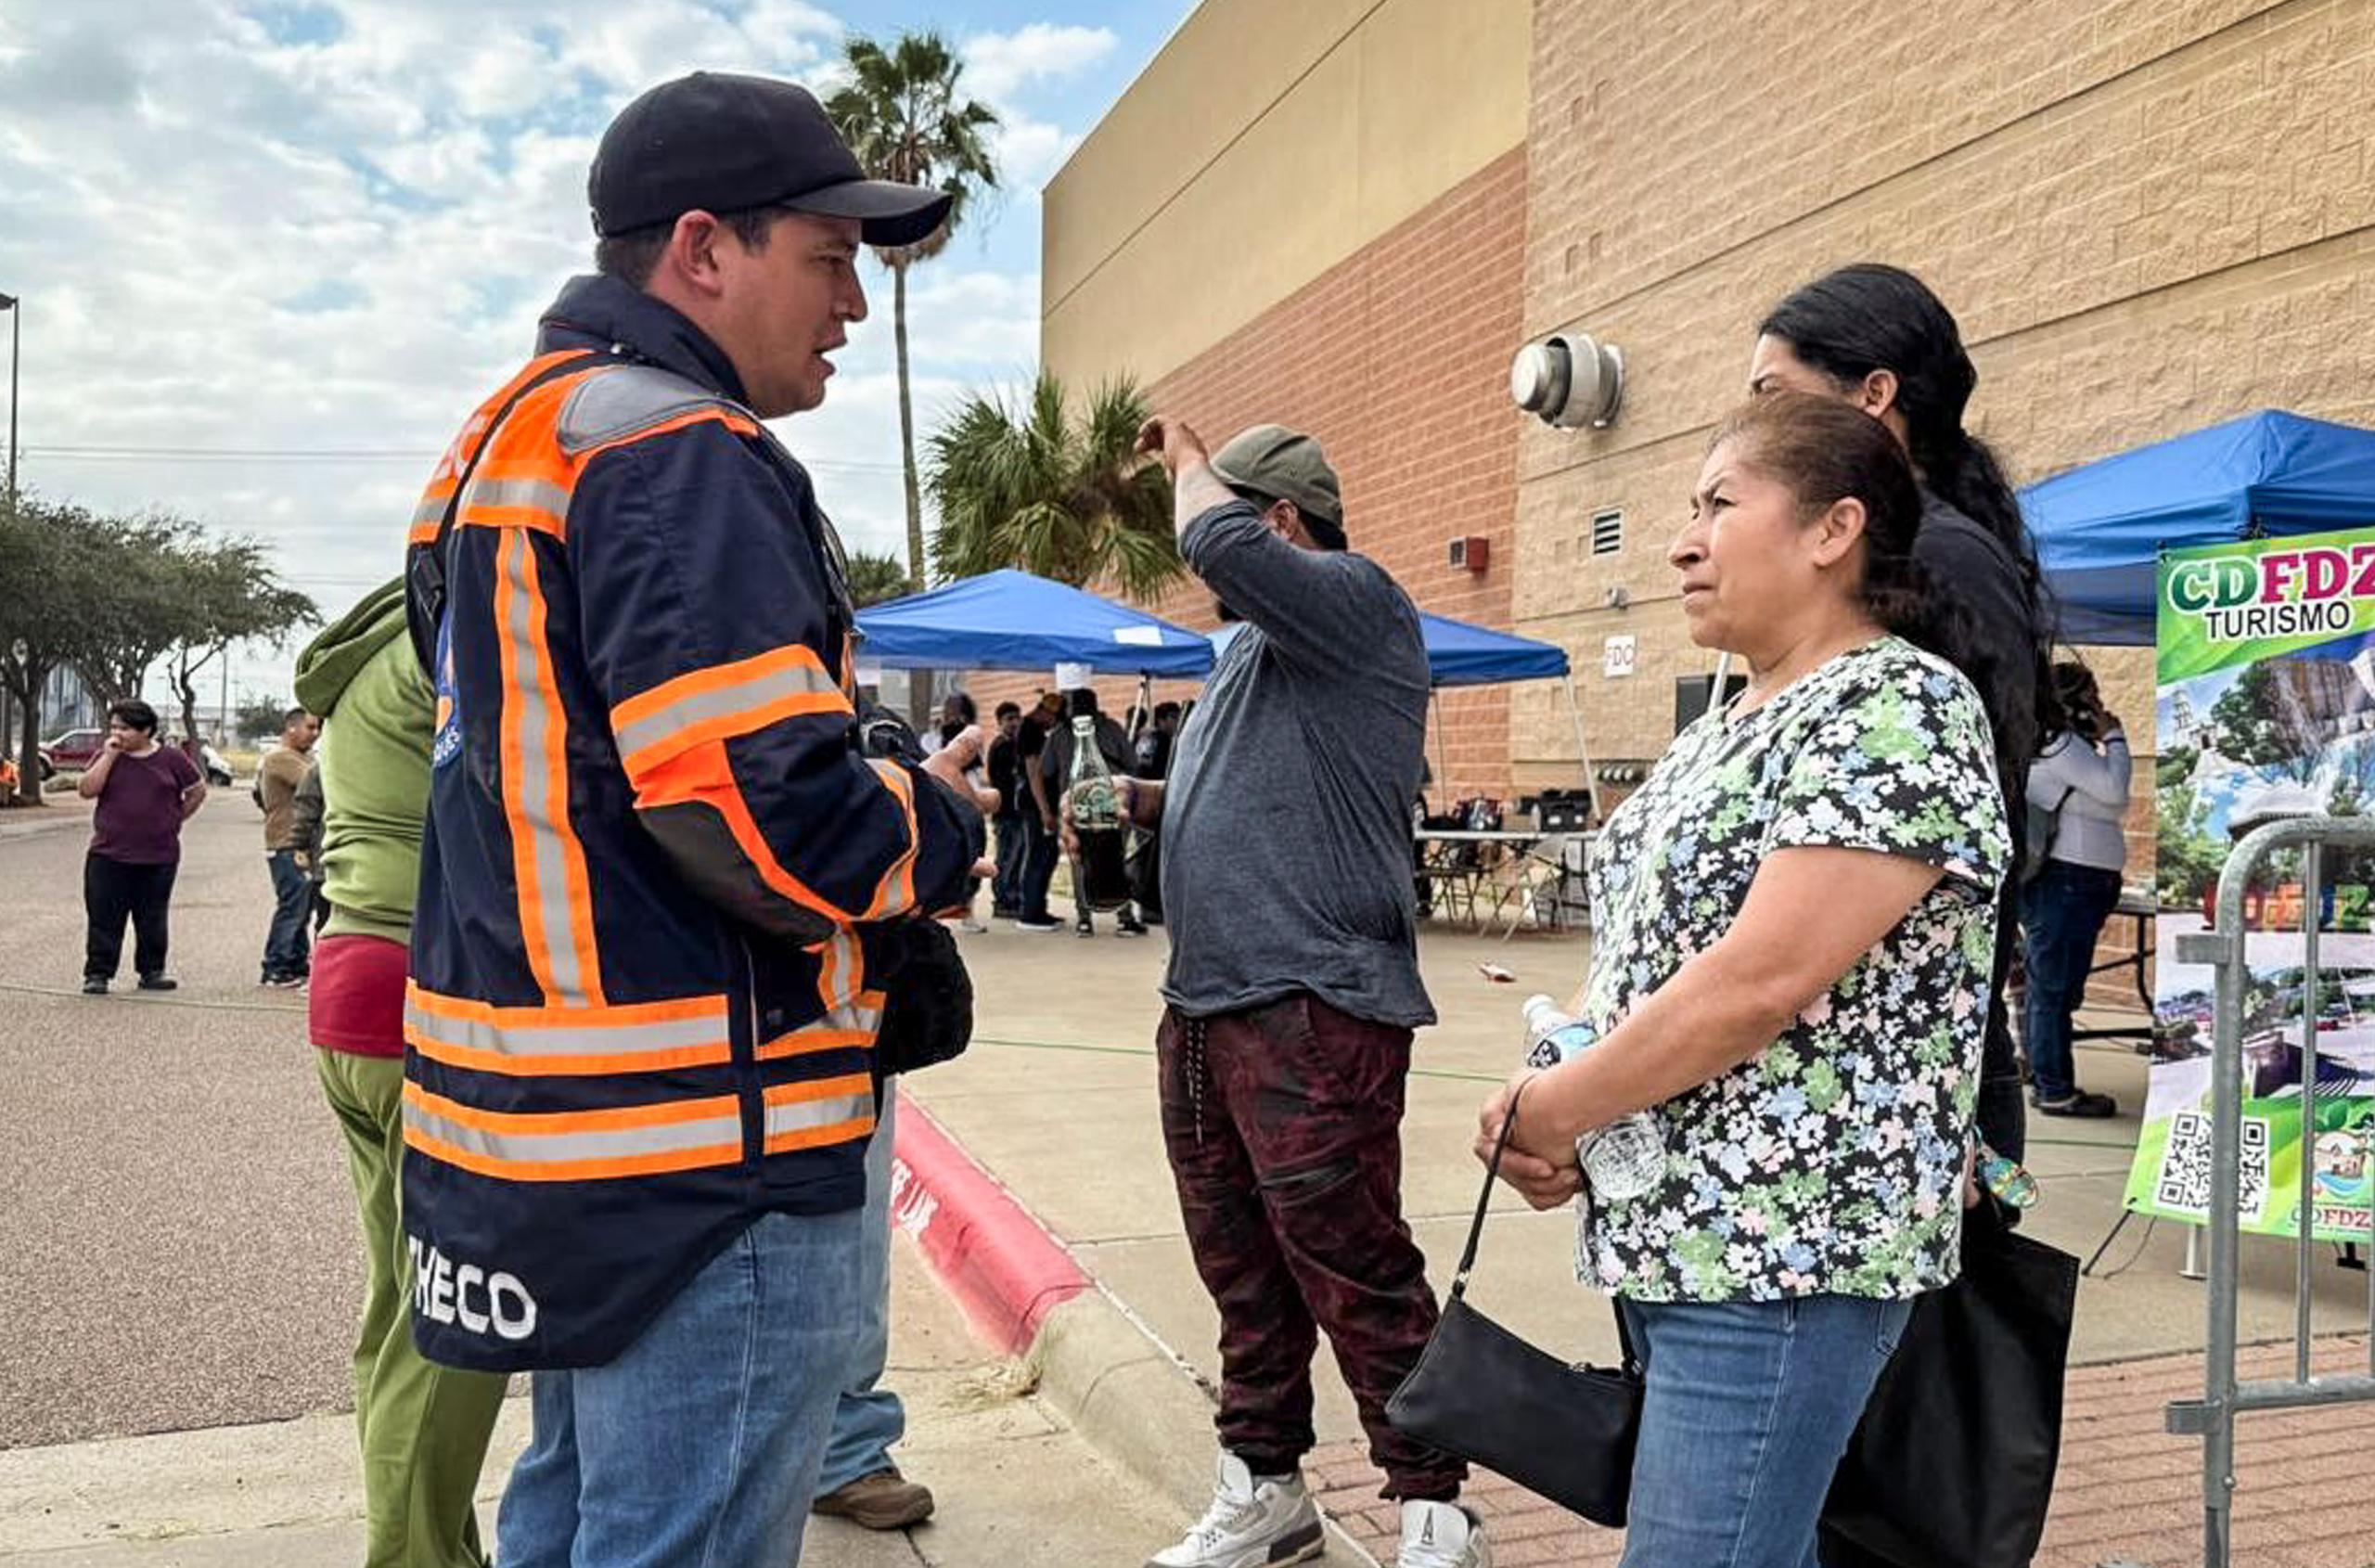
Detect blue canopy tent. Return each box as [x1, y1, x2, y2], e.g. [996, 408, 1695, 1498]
[2022, 410, 2375, 645]
[1417, 611, 1573, 687]
[1220, 609, 1598, 816]
[854, 568, 1215, 677]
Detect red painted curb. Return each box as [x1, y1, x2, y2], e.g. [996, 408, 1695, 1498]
[891, 1099, 1090, 1356]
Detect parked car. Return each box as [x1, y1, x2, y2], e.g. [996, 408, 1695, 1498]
[35, 728, 232, 786]
[37, 727, 105, 777]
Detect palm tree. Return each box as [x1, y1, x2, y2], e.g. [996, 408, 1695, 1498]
[845, 548, 915, 607]
[824, 32, 1000, 593]
[926, 373, 1183, 600]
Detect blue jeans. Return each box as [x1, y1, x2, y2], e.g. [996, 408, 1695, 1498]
[1020, 810, 1059, 923]
[1618, 1294, 1911, 1568]
[264, 849, 314, 979]
[992, 816, 1027, 913]
[497, 1208, 863, 1568]
[818, 1087, 905, 1494]
[2019, 861, 2122, 1101]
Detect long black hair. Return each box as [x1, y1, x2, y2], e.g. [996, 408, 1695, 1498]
[1759, 263, 2059, 738]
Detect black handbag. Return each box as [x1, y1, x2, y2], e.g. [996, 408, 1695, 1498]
[1817, 1202, 2079, 1568]
[865, 919, 973, 1078]
[1386, 1089, 1644, 1526]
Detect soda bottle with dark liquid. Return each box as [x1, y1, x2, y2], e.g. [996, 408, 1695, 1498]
[1068, 715, 1134, 911]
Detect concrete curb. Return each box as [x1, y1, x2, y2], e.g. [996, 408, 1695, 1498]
[890, 1099, 1385, 1565]
[890, 1099, 1090, 1354]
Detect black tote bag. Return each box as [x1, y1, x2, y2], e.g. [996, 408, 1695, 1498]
[1386, 1088, 1645, 1527]
[1818, 1202, 2079, 1568]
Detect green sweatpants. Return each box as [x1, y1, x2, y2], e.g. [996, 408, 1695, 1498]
[317, 1049, 508, 1568]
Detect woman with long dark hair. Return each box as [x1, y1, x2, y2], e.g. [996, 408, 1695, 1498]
[1480, 392, 2008, 1565]
[1749, 262, 2055, 1163]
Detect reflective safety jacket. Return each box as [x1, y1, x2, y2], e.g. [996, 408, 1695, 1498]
[401, 276, 978, 1371]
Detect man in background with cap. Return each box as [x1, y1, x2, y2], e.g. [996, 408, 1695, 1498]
[1099, 418, 1487, 1568]
[401, 71, 986, 1568]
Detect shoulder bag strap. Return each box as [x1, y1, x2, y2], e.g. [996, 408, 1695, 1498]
[1454, 1081, 1643, 1372]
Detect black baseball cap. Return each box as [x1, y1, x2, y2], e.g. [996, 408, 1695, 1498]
[589, 71, 953, 246]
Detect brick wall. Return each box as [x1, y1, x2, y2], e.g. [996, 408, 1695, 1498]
[1510, 0, 2375, 884]
[971, 147, 1534, 803]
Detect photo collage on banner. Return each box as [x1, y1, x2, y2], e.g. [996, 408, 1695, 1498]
[2131, 528, 2375, 1242]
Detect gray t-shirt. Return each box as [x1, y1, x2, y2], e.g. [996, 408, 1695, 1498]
[1158, 502, 1435, 1028]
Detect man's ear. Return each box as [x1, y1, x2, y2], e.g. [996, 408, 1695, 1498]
[658, 211, 731, 301]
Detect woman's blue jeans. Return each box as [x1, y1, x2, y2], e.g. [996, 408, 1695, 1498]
[497, 1207, 863, 1568]
[2019, 860, 2123, 1102]
[1617, 1293, 1911, 1568]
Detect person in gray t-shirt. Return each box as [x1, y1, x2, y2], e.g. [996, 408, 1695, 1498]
[1093, 418, 1484, 1568]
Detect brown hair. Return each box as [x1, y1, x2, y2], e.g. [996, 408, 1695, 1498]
[1707, 392, 1932, 639]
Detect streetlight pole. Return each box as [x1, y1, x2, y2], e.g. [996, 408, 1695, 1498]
[0, 292, 18, 510]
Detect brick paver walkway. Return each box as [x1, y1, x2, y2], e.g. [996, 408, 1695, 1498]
[1312, 1336, 2375, 1568]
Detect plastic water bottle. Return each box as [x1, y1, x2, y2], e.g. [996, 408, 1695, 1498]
[1521, 995, 1666, 1202]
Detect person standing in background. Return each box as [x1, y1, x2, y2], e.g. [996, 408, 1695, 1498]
[1014, 689, 1067, 932]
[2020, 662, 2131, 1118]
[257, 708, 321, 988]
[78, 699, 204, 996]
[294, 582, 508, 1568]
[985, 701, 1025, 919]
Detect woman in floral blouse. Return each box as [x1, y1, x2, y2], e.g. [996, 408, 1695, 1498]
[1476, 392, 2008, 1567]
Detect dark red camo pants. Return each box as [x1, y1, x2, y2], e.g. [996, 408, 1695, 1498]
[1156, 994, 1465, 1501]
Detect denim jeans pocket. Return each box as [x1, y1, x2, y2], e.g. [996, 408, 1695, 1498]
[1872, 1296, 1913, 1358]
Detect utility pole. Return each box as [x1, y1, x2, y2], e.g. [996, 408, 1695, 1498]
[0, 292, 18, 510]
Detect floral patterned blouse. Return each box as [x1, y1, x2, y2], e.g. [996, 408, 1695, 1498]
[1578, 636, 2008, 1302]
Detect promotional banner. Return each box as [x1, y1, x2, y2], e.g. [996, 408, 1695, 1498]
[2128, 528, 2375, 1241]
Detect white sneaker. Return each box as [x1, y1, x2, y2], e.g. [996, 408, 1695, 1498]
[1398, 1499, 1490, 1568]
[1146, 1452, 1324, 1568]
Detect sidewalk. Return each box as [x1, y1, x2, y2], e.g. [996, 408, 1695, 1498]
[0, 1238, 1189, 1567]
[901, 905, 2375, 1568]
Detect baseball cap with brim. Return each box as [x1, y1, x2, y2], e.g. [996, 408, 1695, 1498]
[779, 178, 954, 248]
[1210, 423, 1345, 540]
[590, 71, 953, 248]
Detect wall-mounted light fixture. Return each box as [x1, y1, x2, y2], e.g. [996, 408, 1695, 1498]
[1509, 329, 1624, 430]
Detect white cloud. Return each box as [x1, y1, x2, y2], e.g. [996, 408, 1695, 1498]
[0, 0, 1116, 707]
[960, 22, 1115, 103]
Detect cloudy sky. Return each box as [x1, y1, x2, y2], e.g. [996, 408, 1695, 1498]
[0, 0, 1186, 710]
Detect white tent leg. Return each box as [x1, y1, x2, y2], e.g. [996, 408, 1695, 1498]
[1562, 673, 1601, 824]
[1431, 690, 1451, 812]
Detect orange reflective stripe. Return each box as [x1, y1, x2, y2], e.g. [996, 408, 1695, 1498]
[611, 644, 851, 779]
[572, 405, 761, 465]
[760, 1073, 874, 1155]
[409, 351, 591, 545]
[404, 985, 732, 1077]
[861, 760, 921, 919]
[403, 1081, 745, 1183]
[632, 739, 863, 928]
[494, 532, 605, 1006]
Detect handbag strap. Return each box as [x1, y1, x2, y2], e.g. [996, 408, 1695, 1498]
[1454, 1081, 1644, 1375]
[1450, 1083, 1528, 1300]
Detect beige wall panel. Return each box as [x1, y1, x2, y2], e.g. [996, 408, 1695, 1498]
[1042, 0, 1376, 305]
[1044, 0, 1531, 392]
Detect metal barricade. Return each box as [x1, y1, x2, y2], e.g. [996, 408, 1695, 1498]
[2164, 815, 2375, 1568]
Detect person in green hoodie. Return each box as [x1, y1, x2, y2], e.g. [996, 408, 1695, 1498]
[293, 581, 506, 1568]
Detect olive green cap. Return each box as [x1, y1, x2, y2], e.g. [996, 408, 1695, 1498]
[1209, 423, 1342, 528]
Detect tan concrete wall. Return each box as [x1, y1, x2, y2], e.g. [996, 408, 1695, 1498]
[1041, 0, 1532, 393]
[1517, 0, 2375, 800]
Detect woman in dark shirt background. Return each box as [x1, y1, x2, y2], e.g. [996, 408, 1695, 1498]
[76, 699, 205, 995]
[1749, 262, 2058, 1166]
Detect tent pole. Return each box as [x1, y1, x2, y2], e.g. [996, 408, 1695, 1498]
[1432, 690, 1451, 812]
[1562, 673, 1602, 824]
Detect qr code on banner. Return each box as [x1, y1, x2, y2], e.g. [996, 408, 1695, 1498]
[2156, 1112, 2272, 1218]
